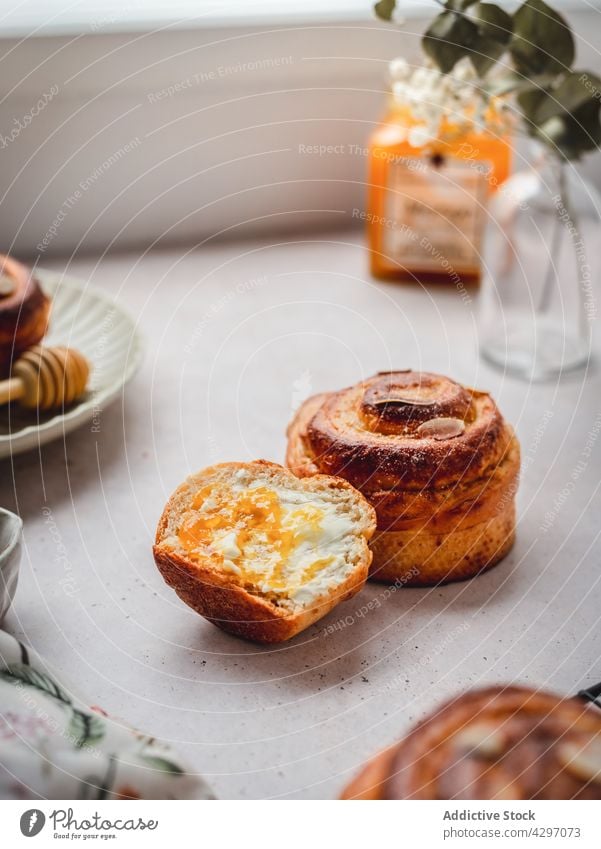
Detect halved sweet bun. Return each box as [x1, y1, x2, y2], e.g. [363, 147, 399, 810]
[153, 460, 376, 643]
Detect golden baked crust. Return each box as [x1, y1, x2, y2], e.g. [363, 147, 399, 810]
[0, 254, 50, 374]
[341, 686, 601, 800]
[370, 501, 516, 584]
[286, 371, 520, 585]
[153, 460, 376, 643]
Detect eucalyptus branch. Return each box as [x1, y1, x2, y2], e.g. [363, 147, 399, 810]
[374, 0, 601, 160]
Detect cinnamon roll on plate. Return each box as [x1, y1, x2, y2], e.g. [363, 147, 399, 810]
[0, 254, 50, 374]
[341, 686, 601, 800]
[286, 370, 520, 585]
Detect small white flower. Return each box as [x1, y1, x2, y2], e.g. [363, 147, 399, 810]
[389, 57, 410, 81]
[413, 66, 436, 89]
[388, 56, 507, 141]
[453, 57, 476, 82]
[392, 81, 409, 102]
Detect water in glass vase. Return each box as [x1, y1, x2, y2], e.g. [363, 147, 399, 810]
[479, 146, 600, 381]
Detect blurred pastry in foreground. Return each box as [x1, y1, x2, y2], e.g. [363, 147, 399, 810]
[286, 370, 520, 585]
[153, 460, 376, 643]
[342, 685, 601, 800]
[0, 254, 50, 374]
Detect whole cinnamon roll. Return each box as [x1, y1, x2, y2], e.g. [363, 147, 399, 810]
[0, 254, 50, 375]
[286, 370, 520, 585]
[341, 686, 601, 800]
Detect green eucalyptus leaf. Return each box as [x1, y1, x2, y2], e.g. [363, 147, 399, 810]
[486, 70, 553, 96]
[469, 40, 503, 76]
[449, 0, 481, 9]
[471, 2, 513, 42]
[534, 97, 601, 159]
[570, 99, 601, 152]
[537, 120, 590, 159]
[537, 114, 569, 144]
[534, 71, 601, 123]
[423, 11, 478, 74]
[374, 0, 396, 21]
[511, 0, 574, 76]
[518, 71, 601, 137]
[559, 99, 600, 154]
[468, 4, 513, 75]
[517, 85, 550, 127]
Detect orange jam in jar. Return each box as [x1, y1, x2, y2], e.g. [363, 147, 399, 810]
[367, 59, 512, 284]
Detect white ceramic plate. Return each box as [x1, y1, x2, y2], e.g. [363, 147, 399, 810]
[0, 269, 144, 459]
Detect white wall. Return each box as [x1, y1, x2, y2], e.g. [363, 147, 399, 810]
[1, 9, 601, 257]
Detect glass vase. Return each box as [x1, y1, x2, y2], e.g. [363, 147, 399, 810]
[478, 146, 600, 380]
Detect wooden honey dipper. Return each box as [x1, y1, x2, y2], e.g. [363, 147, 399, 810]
[0, 345, 90, 410]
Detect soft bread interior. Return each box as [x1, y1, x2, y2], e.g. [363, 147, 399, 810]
[156, 462, 375, 613]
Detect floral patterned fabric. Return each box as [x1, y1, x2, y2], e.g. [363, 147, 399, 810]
[0, 630, 214, 800]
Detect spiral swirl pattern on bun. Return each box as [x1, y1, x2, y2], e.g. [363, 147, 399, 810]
[286, 370, 520, 585]
[342, 686, 601, 800]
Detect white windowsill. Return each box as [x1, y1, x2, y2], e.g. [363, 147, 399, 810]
[1, 0, 600, 256]
[1, 0, 596, 38]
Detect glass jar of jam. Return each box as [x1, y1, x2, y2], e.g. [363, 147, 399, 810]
[367, 59, 512, 284]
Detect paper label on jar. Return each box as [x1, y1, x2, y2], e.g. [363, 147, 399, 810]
[382, 155, 490, 276]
